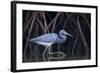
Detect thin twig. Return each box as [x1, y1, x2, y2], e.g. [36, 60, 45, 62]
[77, 15, 89, 58]
[62, 13, 72, 29]
[24, 12, 37, 61]
[80, 14, 90, 29]
[25, 12, 30, 23]
[24, 15, 34, 33]
[55, 14, 64, 30]
[46, 12, 52, 20]
[23, 11, 29, 26]
[48, 13, 60, 28]
[42, 12, 49, 33]
[72, 33, 79, 58]
[37, 17, 45, 32]
[52, 13, 60, 32]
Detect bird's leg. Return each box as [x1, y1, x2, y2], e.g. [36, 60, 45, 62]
[48, 46, 51, 61]
[43, 46, 48, 61]
[57, 44, 61, 59]
[48, 46, 51, 54]
[43, 46, 48, 56]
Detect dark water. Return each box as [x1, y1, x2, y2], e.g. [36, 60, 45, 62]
[22, 10, 91, 63]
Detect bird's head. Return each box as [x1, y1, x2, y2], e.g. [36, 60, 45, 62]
[60, 30, 73, 37]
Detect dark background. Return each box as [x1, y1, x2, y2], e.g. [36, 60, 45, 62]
[22, 10, 91, 63]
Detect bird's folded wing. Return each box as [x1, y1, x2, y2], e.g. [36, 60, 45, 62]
[30, 33, 58, 43]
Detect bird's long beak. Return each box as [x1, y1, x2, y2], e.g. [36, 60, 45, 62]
[64, 31, 73, 37]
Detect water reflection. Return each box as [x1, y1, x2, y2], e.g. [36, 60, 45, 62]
[43, 51, 66, 61]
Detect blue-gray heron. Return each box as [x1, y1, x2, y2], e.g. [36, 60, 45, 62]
[30, 29, 73, 59]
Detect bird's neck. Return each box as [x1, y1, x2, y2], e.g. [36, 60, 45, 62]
[58, 32, 66, 40]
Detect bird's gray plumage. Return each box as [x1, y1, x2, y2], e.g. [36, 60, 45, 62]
[30, 30, 72, 46]
[30, 33, 58, 43]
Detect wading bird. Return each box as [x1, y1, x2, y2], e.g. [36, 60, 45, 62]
[30, 30, 73, 60]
